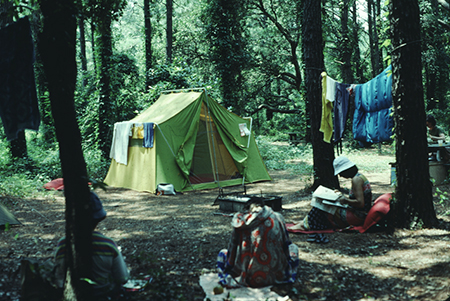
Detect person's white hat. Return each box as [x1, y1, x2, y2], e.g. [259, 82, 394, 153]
[333, 156, 355, 176]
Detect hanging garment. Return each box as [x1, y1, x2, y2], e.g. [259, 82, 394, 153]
[143, 122, 154, 148]
[333, 83, 351, 143]
[109, 122, 133, 165]
[353, 66, 393, 144]
[0, 17, 40, 141]
[320, 72, 334, 143]
[326, 76, 337, 102]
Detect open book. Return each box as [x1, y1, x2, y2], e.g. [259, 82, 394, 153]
[311, 185, 348, 214]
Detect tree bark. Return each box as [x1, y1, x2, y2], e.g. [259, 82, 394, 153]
[302, 0, 338, 190]
[375, 0, 383, 70]
[144, 0, 153, 90]
[39, 0, 93, 299]
[390, 0, 437, 228]
[91, 20, 96, 70]
[368, 0, 381, 77]
[96, 13, 113, 158]
[166, 0, 173, 64]
[78, 16, 87, 87]
[352, 1, 364, 83]
[10, 131, 28, 160]
[340, 0, 353, 84]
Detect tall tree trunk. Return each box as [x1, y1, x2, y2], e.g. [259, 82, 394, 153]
[352, 1, 364, 83]
[368, 0, 381, 77]
[206, 0, 246, 115]
[9, 134, 28, 161]
[29, 9, 55, 145]
[390, 0, 437, 228]
[375, 0, 383, 70]
[144, 0, 153, 90]
[425, 65, 437, 111]
[340, 0, 353, 84]
[78, 16, 87, 87]
[302, 0, 338, 190]
[166, 0, 173, 64]
[96, 14, 113, 159]
[432, 0, 449, 111]
[91, 20, 96, 70]
[39, 0, 93, 299]
[10, 131, 28, 160]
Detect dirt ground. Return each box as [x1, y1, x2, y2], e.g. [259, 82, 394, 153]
[1, 167, 450, 300]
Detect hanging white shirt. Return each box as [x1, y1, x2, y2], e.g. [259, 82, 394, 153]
[109, 122, 133, 165]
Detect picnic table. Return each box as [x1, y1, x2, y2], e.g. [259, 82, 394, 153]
[428, 142, 450, 185]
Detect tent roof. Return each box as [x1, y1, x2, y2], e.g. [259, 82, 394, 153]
[0, 204, 21, 227]
[131, 91, 202, 124]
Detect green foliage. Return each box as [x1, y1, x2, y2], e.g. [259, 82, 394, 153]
[0, 129, 109, 199]
[146, 58, 221, 102]
[256, 136, 313, 178]
[202, 0, 249, 115]
[82, 0, 127, 23]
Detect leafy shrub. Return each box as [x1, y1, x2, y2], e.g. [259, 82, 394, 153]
[256, 136, 313, 177]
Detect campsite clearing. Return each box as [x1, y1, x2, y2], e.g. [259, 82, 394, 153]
[1, 147, 450, 300]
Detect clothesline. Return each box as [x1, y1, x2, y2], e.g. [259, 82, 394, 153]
[320, 65, 394, 145]
[109, 122, 155, 165]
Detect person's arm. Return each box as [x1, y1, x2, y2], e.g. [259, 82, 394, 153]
[338, 176, 365, 208]
[430, 132, 445, 141]
[112, 252, 129, 285]
[429, 128, 446, 141]
[54, 238, 66, 289]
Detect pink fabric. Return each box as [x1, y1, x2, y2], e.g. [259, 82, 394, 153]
[352, 193, 391, 233]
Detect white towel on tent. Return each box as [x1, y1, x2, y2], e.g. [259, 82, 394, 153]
[110, 122, 133, 165]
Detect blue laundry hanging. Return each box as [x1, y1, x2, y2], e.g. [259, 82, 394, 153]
[353, 66, 393, 144]
[333, 83, 351, 143]
[143, 122, 154, 148]
[0, 17, 40, 141]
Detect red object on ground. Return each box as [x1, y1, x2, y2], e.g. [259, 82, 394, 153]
[352, 193, 391, 233]
[43, 178, 64, 191]
[286, 193, 392, 234]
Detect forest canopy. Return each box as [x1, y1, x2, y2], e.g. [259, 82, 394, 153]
[0, 0, 449, 195]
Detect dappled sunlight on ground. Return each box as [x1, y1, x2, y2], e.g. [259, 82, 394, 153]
[2, 145, 450, 300]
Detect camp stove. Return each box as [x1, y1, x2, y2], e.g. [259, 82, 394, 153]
[213, 186, 282, 212]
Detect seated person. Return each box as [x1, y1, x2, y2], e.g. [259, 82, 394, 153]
[426, 114, 445, 143]
[217, 201, 299, 288]
[426, 115, 450, 161]
[54, 192, 129, 297]
[300, 156, 372, 230]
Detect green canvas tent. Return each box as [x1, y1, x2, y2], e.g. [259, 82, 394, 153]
[0, 204, 21, 227]
[104, 89, 271, 193]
